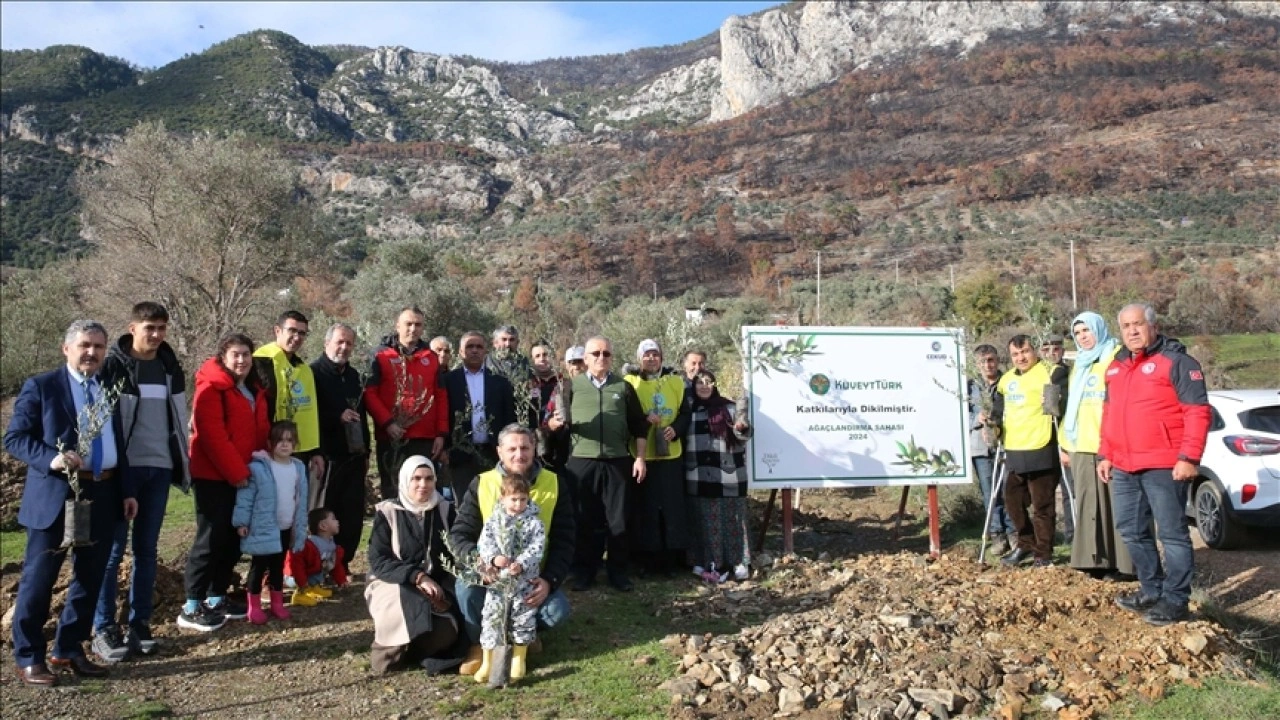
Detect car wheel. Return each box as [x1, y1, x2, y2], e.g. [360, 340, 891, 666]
[1195, 481, 1242, 550]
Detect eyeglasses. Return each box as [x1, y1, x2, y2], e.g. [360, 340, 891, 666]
[283, 327, 309, 337]
[589, 350, 612, 358]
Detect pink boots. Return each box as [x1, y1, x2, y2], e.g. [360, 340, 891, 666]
[247, 592, 268, 625]
[269, 591, 291, 620]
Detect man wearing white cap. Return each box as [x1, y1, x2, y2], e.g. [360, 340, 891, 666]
[625, 339, 691, 577]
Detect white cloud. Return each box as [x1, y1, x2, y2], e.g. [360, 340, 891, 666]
[0, 1, 644, 68]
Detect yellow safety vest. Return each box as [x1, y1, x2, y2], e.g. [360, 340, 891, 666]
[998, 363, 1054, 452]
[1060, 346, 1120, 454]
[624, 372, 685, 460]
[253, 343, 320, 452]
[477, 467, 559, 569]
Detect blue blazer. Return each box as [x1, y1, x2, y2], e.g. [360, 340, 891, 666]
[4, 367, 130, 531]
[232, 457, 308, 556]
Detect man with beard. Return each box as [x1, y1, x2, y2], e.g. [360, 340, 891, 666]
[253, 310, 324, 507]
[366, 307, 448, 501]
[449, 425, 573, 675]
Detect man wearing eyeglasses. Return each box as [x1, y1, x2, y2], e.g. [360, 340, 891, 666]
[547, 336, 650, 592]
[253, 310, 324, 507]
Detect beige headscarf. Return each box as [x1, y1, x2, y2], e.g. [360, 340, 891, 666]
[397, 455, 441, 515]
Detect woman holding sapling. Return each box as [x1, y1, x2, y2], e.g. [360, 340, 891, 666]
[1061, 312, 1134, 581]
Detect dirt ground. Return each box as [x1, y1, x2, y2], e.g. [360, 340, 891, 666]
[0, 488, 1275, 719]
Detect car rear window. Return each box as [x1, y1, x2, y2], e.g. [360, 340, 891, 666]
[1239, 406, 1280, 434]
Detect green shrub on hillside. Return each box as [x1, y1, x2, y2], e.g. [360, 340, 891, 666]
[0, 140, 91, 266]
[0, 45, 136, 112]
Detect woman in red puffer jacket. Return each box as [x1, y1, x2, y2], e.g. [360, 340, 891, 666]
[180, 333, 270, 632]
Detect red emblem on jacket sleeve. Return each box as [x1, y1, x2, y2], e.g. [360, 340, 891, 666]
[1189, 370, 1203, 381]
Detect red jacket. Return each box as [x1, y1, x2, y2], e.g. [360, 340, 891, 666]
[1099, 336, 1211, 473]
[188, 357, 270, 484]
[285, 537, 348, 587]
[364, 337, 448, 441]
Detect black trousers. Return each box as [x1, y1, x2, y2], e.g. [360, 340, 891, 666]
[323, 454, 369, 574]
[566, 456, 636, 579]
[248, 530, 291, 593]
[184, 479, 242, 600]
[376, 438, 435, 502]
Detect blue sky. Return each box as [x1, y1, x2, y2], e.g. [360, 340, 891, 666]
[0, 1, 782, 68]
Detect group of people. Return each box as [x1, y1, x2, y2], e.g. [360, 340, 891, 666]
[365, 325, 755, 680]
[4, 302, 753, 686]
[8, 297, 1206, 690]
[970, 302, 1210, 626]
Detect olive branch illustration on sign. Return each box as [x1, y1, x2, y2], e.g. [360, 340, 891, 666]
[752, 335, 821, 376]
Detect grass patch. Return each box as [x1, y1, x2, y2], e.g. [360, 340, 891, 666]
[1192, 333, 1280, 390]
[431, 578, 740, 719]
[1112, 676, 1280, 720]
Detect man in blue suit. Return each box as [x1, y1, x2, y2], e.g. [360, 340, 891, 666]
[4, 320, 135, 686]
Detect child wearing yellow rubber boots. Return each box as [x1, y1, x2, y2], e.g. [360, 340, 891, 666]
[473, 476, 545, 684]
[285, 508, 349, 606]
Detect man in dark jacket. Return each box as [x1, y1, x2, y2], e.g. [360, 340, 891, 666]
[1098, 303, 1210, 626]
[443, 332, 517, 492]
[310, 323, 370, 576]
[449, 424, 573, 675]
[91, 302, 191, 663]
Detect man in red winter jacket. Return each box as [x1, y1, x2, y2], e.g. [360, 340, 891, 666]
[1097, 303, 1210, 627]
[365, 307, 448, 502]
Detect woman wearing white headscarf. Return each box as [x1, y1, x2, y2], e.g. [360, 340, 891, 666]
[365, 455, 465, 674]
[1061, 312, 1134, 579]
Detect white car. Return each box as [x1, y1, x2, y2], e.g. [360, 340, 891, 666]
[1187, 389, 1280, 549]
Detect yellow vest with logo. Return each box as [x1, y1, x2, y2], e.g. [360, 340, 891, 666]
[1059, 346, 1120, 454]
[624, 372, 685, 460]
[253, 343, 320, 452]
[477, 467, 559, 569]
[997, 363, 1054, 452]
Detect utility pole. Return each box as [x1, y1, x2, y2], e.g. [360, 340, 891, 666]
[894, 258, 900, 284]
[653, 282, 658, 302]
[1069, 237, 1078, 311]
[949, 264, 955, 292]
[816, 251, 822, 325]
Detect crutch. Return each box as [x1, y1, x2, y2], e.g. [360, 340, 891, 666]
[978, 442, 1007, 565]
[1053, 417, 1079, 532]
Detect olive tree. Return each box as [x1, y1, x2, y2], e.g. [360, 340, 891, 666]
[78, 122, 322, 361]
[346, 236, 496, 344]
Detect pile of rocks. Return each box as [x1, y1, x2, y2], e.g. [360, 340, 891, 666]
[662, 553, 1248, 719]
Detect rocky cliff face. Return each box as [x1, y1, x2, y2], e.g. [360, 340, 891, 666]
[709, 0, 1280, 121]
[318, 47, 580, 156]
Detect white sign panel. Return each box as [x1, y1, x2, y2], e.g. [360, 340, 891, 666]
[744, 326, 969, 488]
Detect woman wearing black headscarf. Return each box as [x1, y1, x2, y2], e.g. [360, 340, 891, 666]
[682, 371, 752, 583]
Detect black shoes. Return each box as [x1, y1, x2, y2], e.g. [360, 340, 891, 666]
[568, 574, 595, 592]
[607, 574, 634, 592]
[126, 624, 159, 656]
[1001, 548, 1033, 566]
[1143, 600, 1190, 626]
[1115, 591, 1160, 614]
